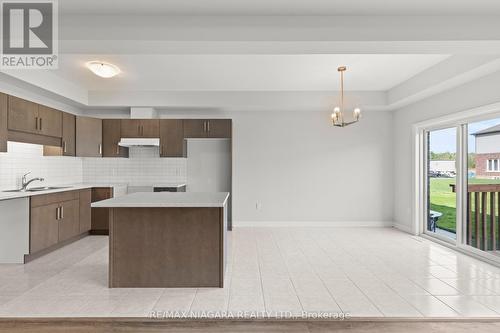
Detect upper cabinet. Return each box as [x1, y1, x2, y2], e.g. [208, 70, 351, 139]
[37, 105, 62, 138]
[121, 119, 159, 138]
[7, 96, 39, 134]
[76, 116, 102, 157]
[0, 93, 7, 152]
[160, 119, 184, 157]
[102, 119, 128, 158]
[61, 112, 76, 156]
[183, 119, 231, 139]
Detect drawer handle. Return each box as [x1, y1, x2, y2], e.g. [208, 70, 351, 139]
[63, 141, 67, 153]
[98, 144, 102, 155]
[61, 206, 64, 219]
[39, 117, 42, 130]
[35, 117, 38, 130]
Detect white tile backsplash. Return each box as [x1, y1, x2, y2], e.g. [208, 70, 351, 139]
[82, 147, 187, 185]
[0, 142, 83, 190]
[0, 142, 187, 189]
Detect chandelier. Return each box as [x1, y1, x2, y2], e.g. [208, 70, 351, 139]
[331, 66, 361, 127]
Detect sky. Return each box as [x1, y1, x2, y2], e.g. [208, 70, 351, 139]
[429, 118, 500, 153]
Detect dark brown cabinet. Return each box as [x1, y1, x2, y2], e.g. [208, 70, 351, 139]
[76, 116, 102, 157]
[183, 119, 231, 138]
[0, 93, 7, 152]
[58, 199, 80, 242]
[160, 119, 184, 157]
[29, 189, 92, 256]
[7, 96, 39, 134]
[30, 202, 60, 253]
[79, 189, 91, 233]
[8, 96, 62, 138]
[37, 105, 62, 138]
[91, 187, 113, 234]
[121, 119, 159, 138]
[61, 112, 76, 156]
[102, 119, 128, 157]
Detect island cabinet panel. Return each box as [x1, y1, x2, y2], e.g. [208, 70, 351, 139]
[61, 112, 76, 156]
[121, 119, 159, 138]
[91, 187, 113, 234]
[7, 96, 39, 134]
[159, 119, 184, 157]
[0, 92, 7, 152]
[79, 189, 92, 233]
[102, 119, 128, 157]
[58, 199, 80, 242]
[109, 207, 222, 288]
[30, 202, 60, 253]
[37, 105, 62, 138]
[76, 116, 102, 157]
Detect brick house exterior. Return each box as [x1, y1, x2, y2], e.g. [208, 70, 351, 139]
[473, 124, 500, 179]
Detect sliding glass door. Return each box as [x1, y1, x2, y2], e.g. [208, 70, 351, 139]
[465, 119, 500, 254]
[425, 127, 458, 242]
[421, 116, 500, 261]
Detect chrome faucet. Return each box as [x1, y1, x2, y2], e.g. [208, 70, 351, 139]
[20, 172, 44, 191]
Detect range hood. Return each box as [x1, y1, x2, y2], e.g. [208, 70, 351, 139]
[118, 138, 160, 147]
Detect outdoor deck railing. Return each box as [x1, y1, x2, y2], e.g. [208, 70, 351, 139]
[451, 183, 500, 251]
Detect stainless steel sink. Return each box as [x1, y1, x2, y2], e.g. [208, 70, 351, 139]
[26, 186, 72, 192]
[3, 186, 72, 193]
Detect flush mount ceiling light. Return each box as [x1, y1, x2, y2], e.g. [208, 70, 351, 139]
[86, 61, 121, 78]
[331, 66, 361, 127]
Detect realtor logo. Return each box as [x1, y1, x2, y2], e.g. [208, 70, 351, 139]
[1, 0, 58, 68]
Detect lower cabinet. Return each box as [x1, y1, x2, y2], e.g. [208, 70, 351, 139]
[29, 189, 92, 255]
[91, 187, 113, 234]
[58, 199, 80, 242]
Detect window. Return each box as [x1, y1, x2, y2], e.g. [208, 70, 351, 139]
[487, 159, 500, 172]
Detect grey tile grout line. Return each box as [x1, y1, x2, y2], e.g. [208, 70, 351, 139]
[254, 229, 268, 314]
[270, 228, 305, 315]
[288, 229, 345, 314]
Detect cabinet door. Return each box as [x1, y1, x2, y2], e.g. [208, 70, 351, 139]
[7, 96, 38, 134]
[58, 199, 80, 242]
[207, 119, 231, 138]
[38, 105, 62, 138]
[140, 120, 159, 138]
[91, 187, 113, 232]
[61, 112, 76, 156]
[76, 116, 102, 157]
[183, 119, 207, 138]
[160, 119, 184, 157]
[0, 93, 7, 152]
[79, 189, 91, 233]
[102, 119, 128, 157]
[30, 202, 59, 253]
[120, 119, 142, 138]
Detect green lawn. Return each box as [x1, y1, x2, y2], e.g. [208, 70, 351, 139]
[429, 178, 500, 245]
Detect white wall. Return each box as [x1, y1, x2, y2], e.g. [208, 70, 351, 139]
[230, 110, 394, 225]
[393, 71, 500, 232]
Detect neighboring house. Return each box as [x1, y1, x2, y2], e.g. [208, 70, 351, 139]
[429, 160, 456, 173]
[473, 124, 500, 179]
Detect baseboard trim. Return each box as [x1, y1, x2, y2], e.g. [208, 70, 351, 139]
[232, 221, 393, 228]
[392, 223, 415, 234]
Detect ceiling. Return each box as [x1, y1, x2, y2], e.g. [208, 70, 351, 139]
[54, 54, 448, 92]
[59, 0, 500, 16]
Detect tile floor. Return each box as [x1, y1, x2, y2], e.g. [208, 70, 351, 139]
[0, 227, 500, 318]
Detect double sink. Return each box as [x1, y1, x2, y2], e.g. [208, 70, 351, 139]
[3, 186, 72, 193]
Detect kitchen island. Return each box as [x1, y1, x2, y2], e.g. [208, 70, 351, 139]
[92, 192, 229, 288]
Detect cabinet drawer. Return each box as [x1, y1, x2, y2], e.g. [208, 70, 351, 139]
[31, 190, 80, 208]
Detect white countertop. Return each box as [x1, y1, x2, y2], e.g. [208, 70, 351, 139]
[0, 183, 128, 201]
[91, 192, 229, 208]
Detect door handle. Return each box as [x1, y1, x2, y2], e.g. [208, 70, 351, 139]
[138, 125, 141, 136]
[56, 207, 59, 220]
[61, 206, 64, 219]
[98, 144, 102, 155]
[39, 118, 42, 131]
[203, 121, 207, 132]
[207, 121, 210, 133]
[35, 117, 38, 130]
[63, 141, 67, 153]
